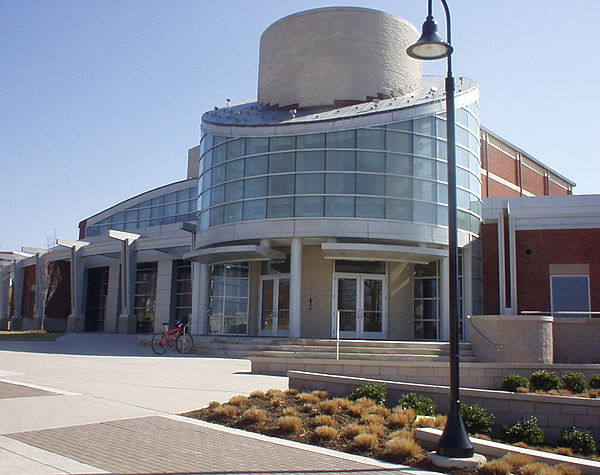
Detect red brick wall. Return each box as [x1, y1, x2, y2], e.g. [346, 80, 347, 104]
[488, 180, 519, 198]
[45, 261, 71, 319]
[521, 165, 545, 196]
[515, 229, 600, 314]
[487, 147, 517, 185]
[481, 223, 500, 314]
[549, 179, 569, 196]
[21, 265, 36, 318]
[482, 226, 600, 315]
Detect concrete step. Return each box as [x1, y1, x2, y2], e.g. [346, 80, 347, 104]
[253, 350, 477, 362]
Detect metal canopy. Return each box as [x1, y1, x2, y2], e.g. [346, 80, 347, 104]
[183, 245, 286, 265]
[321, 242, 447, 264]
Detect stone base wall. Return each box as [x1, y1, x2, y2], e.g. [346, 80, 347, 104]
[554, 318, 600, 363]
[252, 357, 600, 390]
[289, 371, 600, 443]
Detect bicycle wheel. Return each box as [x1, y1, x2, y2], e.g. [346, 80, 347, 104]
[151, 332, 169, 354]
[175, 331, 194, 354]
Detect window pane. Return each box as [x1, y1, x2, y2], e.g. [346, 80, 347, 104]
[209, 206, 224, 226]
[356, 197, 384, 218]
[270, 135, 295, 152]
[413, 116, 434, 136]
[356, 151, 385, 172]
[356, 174, 384, 195]
[227, 139, 244, 159]
[246, 137, 269, 155]
[243, 199, 266, 221]
[296, 151, 324, 171]
[413, 179, 436, 201]
[267, 197, 293, 218]
[387, 121, 412, 132]
[414, 136, 435, 157]
[325, 196, 354, 217]
[356, 129, 384, 150]
[296, 173, 324, 194]
[297, 133, 325, 149]
[326, 130, 354, 148]
[326, 150, 354, 171]
[295, 196, 324, 217]
[414, 158, 436, 179]
[386, 176, 412, 198]
[223, 202, 243, 223]
[210, 185, 224, 205]
[226, 159, 244, 180]
[414, 202, 436, 224]
[326, 173, 355, 194]
[268, 175, 294, 196]
[212, 164, 226, 184]
[386, 131, 412, 154]
[245, 155, 268, 176]
[212, 142, 227, 164]
[244, 177, 267, 198]
[386, 199, 412, 221]
[386, 153, 412, 175]
[269, 152, 295, 173]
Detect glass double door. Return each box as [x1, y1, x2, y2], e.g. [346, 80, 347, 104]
[260, 276, 290, 336]
[334, 273, 386, 339]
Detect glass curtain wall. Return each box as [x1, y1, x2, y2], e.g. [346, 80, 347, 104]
[84, 267, 109, 332]
[198, 103, 481, 234]
[208, 262, 249, 335]
[134, 262, 158, 333]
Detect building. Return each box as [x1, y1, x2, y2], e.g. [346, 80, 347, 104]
[1, 7, 585, 349]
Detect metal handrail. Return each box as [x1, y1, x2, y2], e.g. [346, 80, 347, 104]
[522, 310, 600, 317]
[466, 315, 504, 350]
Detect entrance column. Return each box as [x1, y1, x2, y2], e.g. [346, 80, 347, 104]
[56, 239, 90, 332]
[0, 264, 10, 329]
[109, 230, 140, 334]
[440, 257, 450, 341]
[11, 260, 24, 325]
[289, 238, 302, 338]
[192, 263, 209, 334]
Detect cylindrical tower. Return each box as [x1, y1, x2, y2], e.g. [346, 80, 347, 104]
[257, 7, 422, 108]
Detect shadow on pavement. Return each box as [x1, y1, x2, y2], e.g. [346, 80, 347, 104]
[0, 333, 203, 357]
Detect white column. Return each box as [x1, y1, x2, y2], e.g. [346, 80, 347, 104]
[118, 240, 138, 333]
[508, 212, 518, 313]
[67, 247, 87, 332]
[440, 257, 450, 341]
[497, 211, 506, 315]
[289, 238, 302, 338]
[192, 263, 209, 334]
[104, 263, 121, 332]
[154, 259, 174, 329]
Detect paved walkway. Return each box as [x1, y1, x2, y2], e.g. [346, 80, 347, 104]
[0, 334, 438, 474]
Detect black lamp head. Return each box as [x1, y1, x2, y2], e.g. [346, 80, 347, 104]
[407, 16, 452, 60]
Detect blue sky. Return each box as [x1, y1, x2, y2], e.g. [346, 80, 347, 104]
[1, 0, 598, 251]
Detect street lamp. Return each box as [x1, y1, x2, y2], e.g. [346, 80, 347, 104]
[407, 0, 474, 458]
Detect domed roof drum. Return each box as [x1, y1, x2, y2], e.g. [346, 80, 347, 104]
[257, 7, 422, 109]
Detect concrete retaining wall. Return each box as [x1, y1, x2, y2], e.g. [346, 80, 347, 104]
[554, 318, 600, 363]
[252, 357, 600, 390]
[288, 370, 600, 443]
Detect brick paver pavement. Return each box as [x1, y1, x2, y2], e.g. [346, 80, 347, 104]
[0, 381, 56, 399]
[8, 415, 418, 474]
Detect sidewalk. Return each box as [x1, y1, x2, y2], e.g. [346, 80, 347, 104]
[0, 333, 439, 474]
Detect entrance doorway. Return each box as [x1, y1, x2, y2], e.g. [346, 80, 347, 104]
[259, 276, 290, 336]
[333, 273, 386, 339]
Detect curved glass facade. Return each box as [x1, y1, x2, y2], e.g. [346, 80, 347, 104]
[86, 187, 197, 237]
[198, 102, 481, 235]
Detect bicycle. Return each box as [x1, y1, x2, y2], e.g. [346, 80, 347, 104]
[151, 320, 194, 354]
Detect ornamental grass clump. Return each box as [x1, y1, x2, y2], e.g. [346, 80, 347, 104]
[352, 433, 378, 450]
[349, 383, 386, 405]
[312, 415, 335, 427]
[278, 416, 303, 433]
[385, 436, 422, 460]
[312, 390, 328, 400]
[282, 407, 298, 416]
[266, 388, 285, 398]
[479, 458, 513, 475]
[284, 388, 299, 396]
[502, 373, 529, 392]
[319, 399, 339, 415]
[213, 405, 239, 419]
[249, 390, 265, 398]
[333, 397, 353, 410]
[241, 408, 267, 423]
[366, 404, 391, 417]
[228, 395, 247, 406]
[561, 372, 588, 394]
[341, 424, 365, 438]
[389, 428, 414, 440]
[208, 400, 220, 407]
[529, 369, 560, 392]
[360, 413, 385, 425]
[313, 425, 339, 441]
[518, 462, 561, 475]
[363, 423, 385, 437]
[297, 392, 320, 404]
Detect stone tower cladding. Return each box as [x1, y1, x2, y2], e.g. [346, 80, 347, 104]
[258, 7, 422, 109]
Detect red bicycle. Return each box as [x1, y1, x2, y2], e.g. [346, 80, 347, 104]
[151, 320, 194, 354]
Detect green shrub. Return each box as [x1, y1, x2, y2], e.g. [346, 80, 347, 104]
[349, 383, 386, 405]
[503, 416, 545, 446]
[561, 426, 597, 455]
[398, 393, 437, 416]
[502, 373, 529, 392]
[561, 372, 587, 394]
[529, 370, 560, 392]
[589, 374, 600, 389]
[460, 403, 495, 435]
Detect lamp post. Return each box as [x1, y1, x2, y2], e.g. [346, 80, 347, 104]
[407, 0, 474, 458]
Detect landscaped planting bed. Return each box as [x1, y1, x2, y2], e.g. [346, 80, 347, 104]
[182, 386, 596, 474]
